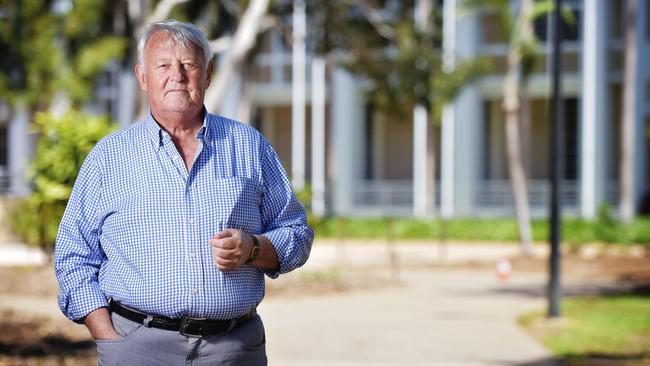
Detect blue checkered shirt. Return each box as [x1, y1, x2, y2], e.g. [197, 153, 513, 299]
[54, 111, 313, 322]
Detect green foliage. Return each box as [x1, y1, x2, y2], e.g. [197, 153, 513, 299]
[520, 295, 650, 358]
[310, 216, 650, 245]
[302, 1, 491, 123]
[11, 111, 116, 251]
[595, 204, 622, 243]
[0, 0, 128, 109]
[463, 0, 577, 78]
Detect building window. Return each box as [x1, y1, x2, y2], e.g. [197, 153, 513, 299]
[0, 125, 7, 193]
[610, 0, 624, 40]
[364, 104, 375, 180]
[0, 125, 6, 167]
[481, 97, 579, 181]
[564, 98, 578, 180]
[647, 0, 650, 41]
[482, 101, 492, 180]
[643, 117, 650, 214]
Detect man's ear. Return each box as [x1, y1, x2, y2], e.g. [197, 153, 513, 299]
[134, 64, 148, 92]
[206, 60, 214, 86]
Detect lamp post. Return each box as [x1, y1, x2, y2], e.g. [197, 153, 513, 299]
[548, 0, 563, 318]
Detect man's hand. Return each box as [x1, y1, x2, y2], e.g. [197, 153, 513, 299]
[85, 307, 121, 341]
[210, 229, 253, 272]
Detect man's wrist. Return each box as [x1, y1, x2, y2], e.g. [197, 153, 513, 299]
[246, 233, 260, 264]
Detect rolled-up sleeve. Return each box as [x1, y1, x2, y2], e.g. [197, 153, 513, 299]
[259, 141, 314, 278]
[54, 147, 108, 322]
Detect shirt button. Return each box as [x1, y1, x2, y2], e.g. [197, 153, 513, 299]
[188, 218, 196, 224]
[189, 252, 197, 258]
[192, 288, 199, 294]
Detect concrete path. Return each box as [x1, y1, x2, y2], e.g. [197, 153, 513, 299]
[259, 240, 558, 366]
[0, 240, 558, 365]
[260, 269, 556, 366]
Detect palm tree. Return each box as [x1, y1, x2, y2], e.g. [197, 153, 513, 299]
[502, 0, 538, 255]
[467, 0, 570, 255]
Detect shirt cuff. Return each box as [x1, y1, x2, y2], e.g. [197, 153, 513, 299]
[59, 283, 109, 323]
[263, 226, 312, 279]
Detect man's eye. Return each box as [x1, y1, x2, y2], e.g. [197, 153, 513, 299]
[157, 64, 168, 69]
[184, 63, 198, 70]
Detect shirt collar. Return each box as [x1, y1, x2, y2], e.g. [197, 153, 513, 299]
[144, 108, 210, 150]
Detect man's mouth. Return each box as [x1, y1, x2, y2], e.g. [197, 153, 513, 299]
[166, 89, 188, 95]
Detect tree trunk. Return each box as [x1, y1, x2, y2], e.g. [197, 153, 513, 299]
[620, 0, 638, 223]
[204, 0, 270, 113]
[503, 73, 533, 255]
[501, 0, 535, 256]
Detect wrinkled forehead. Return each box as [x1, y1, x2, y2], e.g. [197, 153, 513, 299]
[144, 30, 203, 62]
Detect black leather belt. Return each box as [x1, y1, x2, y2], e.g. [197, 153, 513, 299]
[108, 297, 256, 338]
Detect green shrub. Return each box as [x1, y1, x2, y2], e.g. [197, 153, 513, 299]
[309, 216, 650, 245]
[10, 111, 116, 252]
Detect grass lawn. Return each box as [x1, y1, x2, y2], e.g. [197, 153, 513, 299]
[520, 295, 650, 363]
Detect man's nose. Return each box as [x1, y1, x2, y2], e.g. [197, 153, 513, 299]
[170, 63, 186, 81]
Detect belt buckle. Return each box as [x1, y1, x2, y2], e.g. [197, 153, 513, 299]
[179, 316, 207, 338]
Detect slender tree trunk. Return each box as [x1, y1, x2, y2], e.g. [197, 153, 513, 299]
[620, 0, 638, 223]
[204, 0, 270, 113]
[501, 0, 535, 256]
[503, 72, 533, 255]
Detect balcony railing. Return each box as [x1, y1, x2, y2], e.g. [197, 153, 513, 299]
[349, 179, 586, 217]
[475, 180, 580, 208]
[351, 180, 440, 216]
[0, 166, 9, 195]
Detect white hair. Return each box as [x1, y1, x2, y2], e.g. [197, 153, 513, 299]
[138, 19, 213, 69]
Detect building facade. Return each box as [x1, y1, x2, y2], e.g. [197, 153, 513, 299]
[1, 0, 649, 220]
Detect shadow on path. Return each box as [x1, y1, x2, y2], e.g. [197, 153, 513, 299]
[0, 335, 95, 357]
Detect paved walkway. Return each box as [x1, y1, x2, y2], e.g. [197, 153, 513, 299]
[0, 240, 558, 365]
[262, 269, 556, 366]
[260, 240, 557, 366]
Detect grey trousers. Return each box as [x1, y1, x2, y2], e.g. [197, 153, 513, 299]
[96, 311, 267, 366]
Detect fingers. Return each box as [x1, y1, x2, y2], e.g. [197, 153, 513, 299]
[212, 250, 241, 272]
[210, 229, 250, 272]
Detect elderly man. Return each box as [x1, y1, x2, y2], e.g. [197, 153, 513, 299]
[54, 19, 313, 365]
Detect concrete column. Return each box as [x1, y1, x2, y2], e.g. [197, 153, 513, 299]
[117, 70, 136, 127]
[270, 30, 285, 84]
[413, 105, 430, 218]
[8, 102, 32, 197]
[454, 88, 481, 216]
[311, 57, 326, 217]
[217, 53, 243, 120]
[580, 0, 609, 219]
[441, 0, 480, 217]
[633, 0, 648, 213]
[332, 68, 365, 215]
[440, 0, 457, 218]
[291, 0, 307, 191]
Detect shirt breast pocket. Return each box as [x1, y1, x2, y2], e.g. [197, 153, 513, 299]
[213, 177, 264, 233]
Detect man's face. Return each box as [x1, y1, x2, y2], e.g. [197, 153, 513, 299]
[135, 31, 213, 118]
